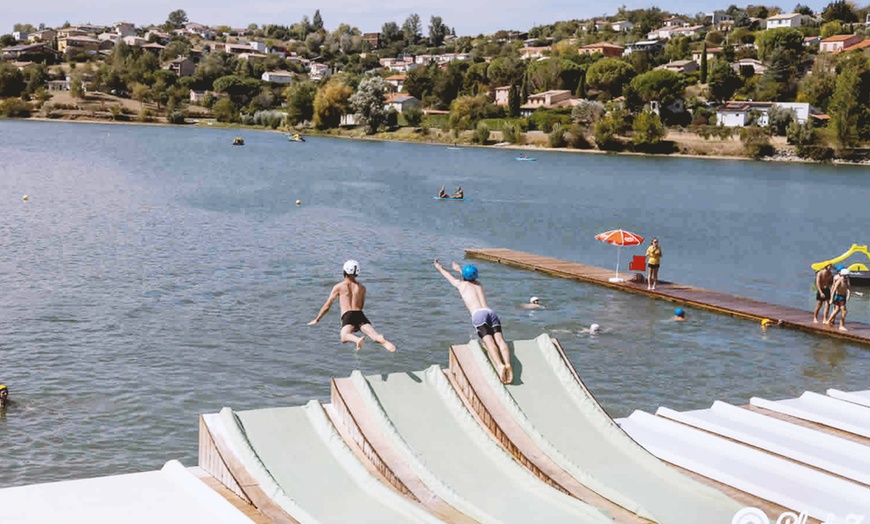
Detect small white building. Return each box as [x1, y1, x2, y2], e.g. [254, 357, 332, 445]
[765, 13, 802, 29]
[611, 21, 635, 32]
[12, 31, 29, 42]
[261, 70, 295, 84]
[384, 74, 407, 92]
[493, 86, 511, 106]
[384, 94, 421, 113]
[309, 63, 332, 81]
[715, 101, 826, 127]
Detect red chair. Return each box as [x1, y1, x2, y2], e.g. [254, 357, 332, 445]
[629, 255, 646, 272]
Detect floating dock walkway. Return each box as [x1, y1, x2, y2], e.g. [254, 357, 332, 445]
[466, 248, 870, 346]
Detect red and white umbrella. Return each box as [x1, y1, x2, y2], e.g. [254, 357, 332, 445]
[595, 229, 645, 282]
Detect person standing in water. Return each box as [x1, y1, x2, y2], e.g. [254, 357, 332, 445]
[434, 260, 513, 383]
[308, 260, 396, 352]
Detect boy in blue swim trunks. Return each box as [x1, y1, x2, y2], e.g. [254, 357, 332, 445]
[434, 259, 513, 383]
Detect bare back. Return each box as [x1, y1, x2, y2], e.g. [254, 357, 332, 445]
[457, 280, 489, 313]
[335, 278, 366, 313]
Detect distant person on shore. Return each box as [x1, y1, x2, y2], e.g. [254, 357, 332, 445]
[452, 186, 464, 199]
[520, 296, 544, 309]
[434, 260, 513, 383]
[673, 308, 686, 321]
[825, 269, 851, 331]
[438, 185, 449, 198]
[308, 260, 396, 352]
[646, 238, 662, 291]
[813, 263, 834, 323]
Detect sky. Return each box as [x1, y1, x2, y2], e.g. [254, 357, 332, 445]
[2, 0, 830, 37]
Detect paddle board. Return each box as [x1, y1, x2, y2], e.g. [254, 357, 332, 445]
[433, 196, 473, 201]
[515, 157, 536, 161]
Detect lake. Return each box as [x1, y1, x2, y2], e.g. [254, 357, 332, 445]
[1, 119, 868, 487]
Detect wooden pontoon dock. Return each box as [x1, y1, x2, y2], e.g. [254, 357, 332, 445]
[466, 248, 870, 345]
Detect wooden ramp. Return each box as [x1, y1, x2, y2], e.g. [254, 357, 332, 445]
[466, 248, 870, 346]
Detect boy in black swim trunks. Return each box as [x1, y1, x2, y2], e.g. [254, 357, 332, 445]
[308, 260, 396, 352]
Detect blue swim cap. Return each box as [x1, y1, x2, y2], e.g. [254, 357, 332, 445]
[674, 308, 685, 317]
[835, 264, 845, 271]
[462, 264, 478, 281]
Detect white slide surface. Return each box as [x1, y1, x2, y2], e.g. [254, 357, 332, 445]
[750, 392, 870, 438]
[619, 410, 870, 522]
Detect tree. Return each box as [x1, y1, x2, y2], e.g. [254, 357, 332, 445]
[766, 105, 797, 135]
[403, 105, 423, 126]
[822, 0, 858, 22]
[212, 97, 238, 122]
[632, 109, 666, 146]
[349, 76, 387, 133]
[508, 83, 520, 118]
[402, 14, 421, 45]
[585, 58, 636, 99]
[381, 21, 401, 44]
[314, 78, 352, 129]
[448, 94, 500, 130]
[629, 69, 686, 108]
[794, 4, 814, 15]
[756, 27, 804, 62]
[284, 81, 316, 124]
[700, 41, 708, 84]
[740, 125, 773, 158]
[708, 59, 742, 101]
[820, 21, 845, 38]
[312, 10, 324, 31]
[428, 16, 449, 47]
[797, 53, 838, 111]
[166, 9, 188, 29]
[828, 55, 870, 147]
[0, 62, 25, 98]
[593, 109, 630, 149]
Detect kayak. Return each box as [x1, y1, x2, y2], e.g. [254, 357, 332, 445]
[434, 196, 472, 201]
[515, 157, 536, 161]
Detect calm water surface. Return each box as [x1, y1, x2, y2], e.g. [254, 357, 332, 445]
[1, 120, 869, 487]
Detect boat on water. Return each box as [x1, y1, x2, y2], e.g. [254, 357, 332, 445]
[288, 133, 306, 142]
[232, 137, 245, 146]
[433, 196, 473, 201]
[812, 244, 870, 286]
[516, 156, 536, 161]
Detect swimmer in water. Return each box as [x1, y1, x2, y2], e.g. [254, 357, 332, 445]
[520, 296, 545, 309]
[578, 323, 601, 334]
[0, 385, 9, 409]
[673, 308, 687, 322]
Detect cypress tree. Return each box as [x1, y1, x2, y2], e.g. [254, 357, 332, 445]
[508, 82, 520, 117]
[700, 41, 708, 84]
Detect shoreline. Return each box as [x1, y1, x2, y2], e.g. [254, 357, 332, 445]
[7, 115, 869, 167]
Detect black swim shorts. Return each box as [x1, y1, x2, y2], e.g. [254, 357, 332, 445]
[341, 310, 370, 331]
[648, 263, 660, 269]
[816, 288, 831, 302]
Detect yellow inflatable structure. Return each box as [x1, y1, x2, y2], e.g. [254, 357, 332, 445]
[811, 244, 870, 272]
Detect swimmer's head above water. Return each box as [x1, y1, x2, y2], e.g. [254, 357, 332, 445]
[0, 385, 8, 408]
[530, 296, 540, 305]
[590, 323, 600, 333]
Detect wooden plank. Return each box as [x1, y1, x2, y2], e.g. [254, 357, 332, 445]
[466, 248, 870, 346]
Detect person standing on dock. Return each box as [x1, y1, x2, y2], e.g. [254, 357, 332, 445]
[308, 260, 396, 352]
[813, 263, 834, 324]
[434, 260, 513, 384]
[645, 238, 662, 291]
[825, 269, 851, 331]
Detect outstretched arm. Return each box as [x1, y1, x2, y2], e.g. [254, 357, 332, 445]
[434, 259, 461, 288]
[308, 285, 340, 325]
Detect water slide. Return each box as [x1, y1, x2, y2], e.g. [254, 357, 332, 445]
[811, 244, 870, 271]
[750, 391, 870, 438]
[217, 401, 441, 523]
[343, 366, 614, 523]
[452, 334, 742, 523]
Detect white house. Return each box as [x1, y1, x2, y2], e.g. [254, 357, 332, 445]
[12, 31, 29, 42]
[384, 94, 421, 113]
[611, 21, 635, 32]
[384, 74, 407, 92]
[247, 41, 267, 53]
[656, 60, 699, 73]
[765, 13, 802, 29]
[113, 22, 137, 37]
[519, 46, 550, 59]
[623, 40, 665, 55]
[732, 58, 768, 75]
[261, 70, 294, 84]
[706, 11, 733, 25]
[493, 86, 511, 106]
[123, 36, 147, 47]
[715, 101, 826, 127]
[309, 63, 331, 80]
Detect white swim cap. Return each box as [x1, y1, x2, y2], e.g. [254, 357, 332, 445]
[343, 259, 360, 276]
[840, 268, 851, 276]
[530, 296, 539, 304]
[590, 323, 600, 332]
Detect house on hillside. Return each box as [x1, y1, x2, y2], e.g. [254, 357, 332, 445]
[715, 101, 827, 127]
[362, 33, 380, 49]
[309, 63, 331, 80]
[12, 31, 29, 42]
[58, 36, 101, 54]
[732, 58, 768, 75]
[656, 60, 699, 73]
[765, 13, 802, 29]
[820, 34, 862, 53]
[611, 21, 635, 32]
[520, 90, 579, 116]
[384, 94, 421, 113]
[1, 43, 59, 61]
[166, 57, 195, 77]
[578, 42, 624, 57]
[519, 46, 550, 59]
[493, 86, 511, 106]
[691, 47, 723, 62]
[384, 74, 407, 92]
[623, 40, 665, 55]
[27, 29, 56, 43]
